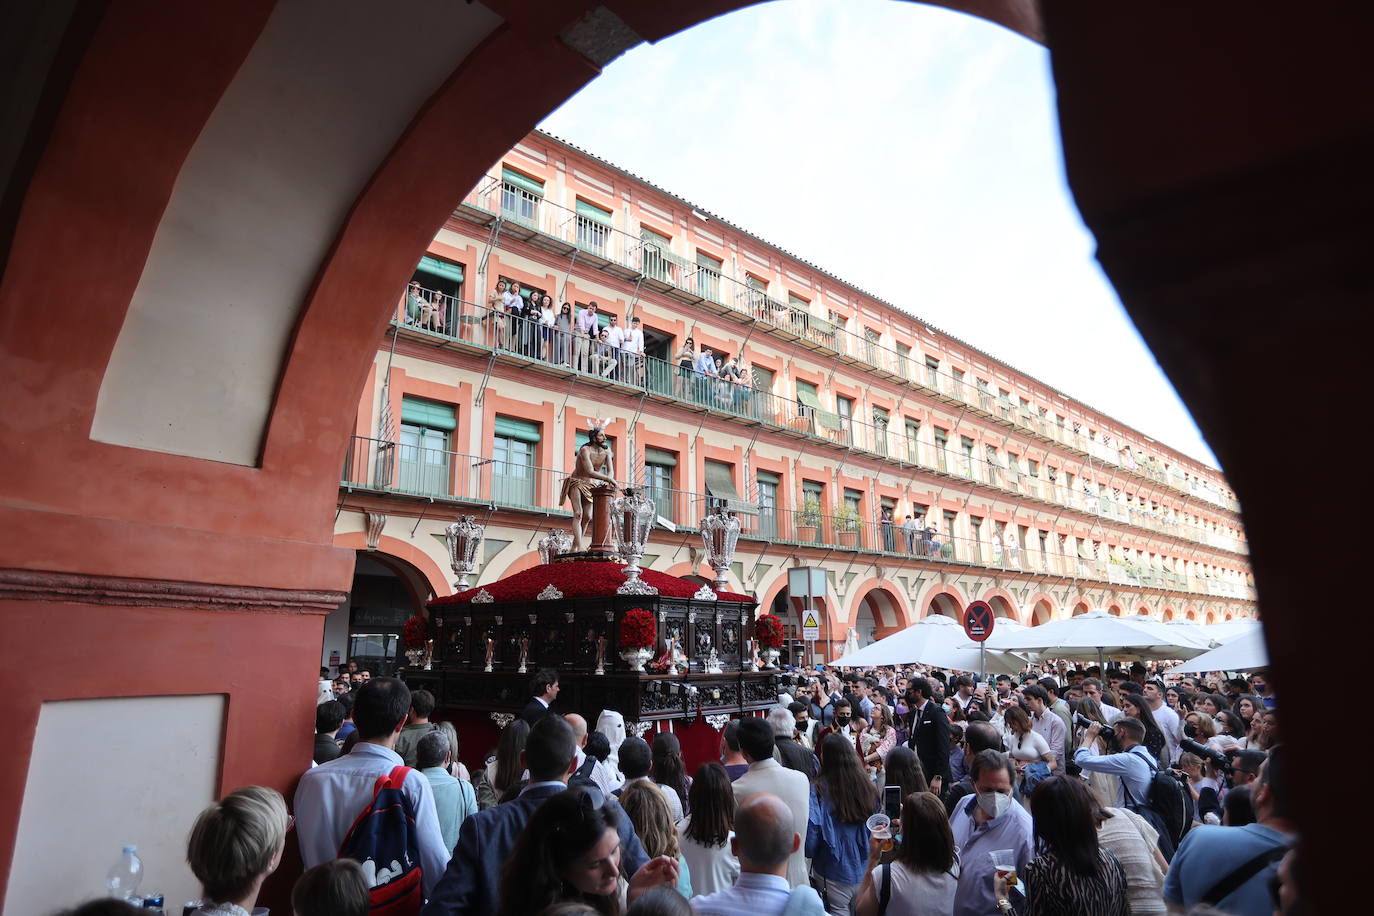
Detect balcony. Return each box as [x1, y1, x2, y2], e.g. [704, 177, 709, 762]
[392, 281, 1248, 559]
[340, 435, 1255, 603]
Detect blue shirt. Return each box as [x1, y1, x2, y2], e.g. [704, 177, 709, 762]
[948, 794, 1033, 916]
[1164, 823, 1292, 915]
[804, 789, 871, 884]
[1073, 744, 1155, 808]
[422, 766, 477, 855]
[691, 872, 825, 916]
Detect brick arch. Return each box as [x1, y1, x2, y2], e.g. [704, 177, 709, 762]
[1161, 605, 1177, 621]
[1071, 599, 1092, 617]
[980, 588, 1020, 624]
[333, 532, 450, 599]
[915, 583, 967, 620]
[1026, 592, 1057, 625]
[847, 580, 912, 639]
[1134, 603, 1152, 618]
[1105, 600, 1124, 616]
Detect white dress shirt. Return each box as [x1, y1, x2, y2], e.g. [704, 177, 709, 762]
[690, 871, 793, 916]
[606, 324, 627, 349]
[625, 327, 645, 354]
[1152, 702, 1183, 764]
[294, 742, 449, 897]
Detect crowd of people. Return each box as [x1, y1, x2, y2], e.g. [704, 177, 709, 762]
[61, 660, 1289, 916]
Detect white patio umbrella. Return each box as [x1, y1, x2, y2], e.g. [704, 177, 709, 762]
[984, 610, 1212, 668]
[1168, 630, 1269, 674]
[1159, 618, 1219, 649]
[1203, 619, 1261, 644]
[831, 615, 1029, 675]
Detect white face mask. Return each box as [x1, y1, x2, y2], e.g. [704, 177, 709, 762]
[976, 790, 1013, 819]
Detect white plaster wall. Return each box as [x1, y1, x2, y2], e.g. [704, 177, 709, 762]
[6, 695, 226, 914]
[92, 0, 501, 464]
[321, 596, 352, 672]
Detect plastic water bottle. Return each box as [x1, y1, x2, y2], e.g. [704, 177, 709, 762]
[106, 845, 143, 899]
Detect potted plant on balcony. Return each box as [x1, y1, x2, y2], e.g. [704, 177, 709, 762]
[797, 494, 822, 543]
[834, 503, 861, 548]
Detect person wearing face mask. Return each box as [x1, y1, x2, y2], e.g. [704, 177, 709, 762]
[947, 750, 1033, 916]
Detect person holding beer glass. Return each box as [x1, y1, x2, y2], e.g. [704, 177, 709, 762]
[853, 792, 958, 916]
[991, 776, 1128, 915]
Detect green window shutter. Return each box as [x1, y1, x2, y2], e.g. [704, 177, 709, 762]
[795, 381, 821, 407]
[417, 255, 464, 283]
[704, 461, 741, 501]
[494, 416, 541, 443]
[802, 480, 825, 498]
[400, 397, 456, 431]
[643, 447, 678, 467]
[576, 199, 612, 224]
[502, 167, 545, 196]
[640, 227, 671, 248]
[756, 469, 781, 485]
[697, 251, 722, 270]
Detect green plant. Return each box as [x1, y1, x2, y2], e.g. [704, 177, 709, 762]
[799, 494, 822, 526]
[834, 502, 860, 532]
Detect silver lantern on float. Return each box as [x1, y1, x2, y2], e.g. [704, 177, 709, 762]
[537, 529, 573, 565]
[444, 516, 485, 590]
[614, 488, 658, 596]
[699, 507, 741, 592]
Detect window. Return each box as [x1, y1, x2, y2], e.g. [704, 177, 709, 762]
[492, 416, 540, 507]
[943, 510, 958, 559]
[398, 397, 455, 496]
[412, 256, 465, 316]
[904, 419, 921, 464]
[575, 199, 613, 255]
[951, 368, 966, 401]
[864, 327, 880, 364]
[970, 516, 983, 561]
[704, 459, 755, 516]
[872, 407, 889, 456]
[1026, 459, 1040, 496]
[934, 427, 949, 471]
[756, 470, 780, 538]
[985, 445, 1001, 484]
[1038, 530, 1050, 570]
[925, 356, 940, 387]
[640, 226, 672, 282]
[643, 447, 677, 524]
[501, 167, 543, 226]
[896, 343, 912, 378]
[827, 310, 849, 331]
[976, 378, 992, 411]
[843, 487, 864, 546]
[696, 251, 723, 301]
[960, 437, 974, 478]
[836, 396, 853, 442]
[800, 480, 825, 543]
[750, 365, 775, 394]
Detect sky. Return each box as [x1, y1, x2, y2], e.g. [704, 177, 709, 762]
[539, 0, 1220, 468]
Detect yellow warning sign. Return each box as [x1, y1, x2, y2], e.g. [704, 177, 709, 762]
[802, 611, 820, 640]
[803, 611, 819, 629]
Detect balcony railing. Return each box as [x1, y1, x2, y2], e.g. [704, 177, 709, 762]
[340, 435, 1255, 601]
[394, 282, 1247, 558]
[461, 173, 1243, 513]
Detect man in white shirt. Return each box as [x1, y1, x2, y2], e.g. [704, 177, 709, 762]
[1083, 677, 1124, 721]
[691, 794, 825, 915]
[605, 313, 627, 380]
[1144, 679, 1182, 763]
[564, 712, 617, 796]
[625, 316, 646, 385]
[731, 718, 810, 888]
[573, 301, 598, 372]
[295, 678, 449, 897]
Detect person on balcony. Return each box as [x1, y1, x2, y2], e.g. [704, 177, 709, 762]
[880, 507, 896, 552]
[694, 345, 716, 404]
[625, 315, 646, 386]
[485, 280, 508, 348]
[900, 514, 920, 553]
[675, 337, 696, 398]
[560, 424, 618, 552]
[573, 301, 598, 372]
[406, 280, 426, 325]
[554, 302, 573, 366]
[539, 293, 555, 361]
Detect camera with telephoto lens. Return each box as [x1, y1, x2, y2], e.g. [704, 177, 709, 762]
[1073, 712, 1097, 729]
[1179, 737, 1233, 775]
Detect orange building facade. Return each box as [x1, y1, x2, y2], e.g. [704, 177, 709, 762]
[327, 130, 1254, 671]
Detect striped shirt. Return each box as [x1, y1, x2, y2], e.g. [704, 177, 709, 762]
[690, 872, 791, 916]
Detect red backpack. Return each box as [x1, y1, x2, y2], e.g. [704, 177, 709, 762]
[338, 765, 424, 915]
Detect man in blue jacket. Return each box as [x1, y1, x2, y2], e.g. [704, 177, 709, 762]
[421, 715, 651, 915]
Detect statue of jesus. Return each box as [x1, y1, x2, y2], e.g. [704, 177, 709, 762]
[559, 424, 618, 552]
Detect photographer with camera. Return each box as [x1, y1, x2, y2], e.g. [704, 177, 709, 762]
[1073, 717, 1188, 860]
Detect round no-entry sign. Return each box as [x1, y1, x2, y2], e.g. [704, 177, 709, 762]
[963, 601, 995, 642]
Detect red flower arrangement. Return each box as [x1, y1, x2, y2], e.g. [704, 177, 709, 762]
[429, 560, 752, 606]
[620, 608, 657, 650]
[755, 613, 785, 649]
[402, 615, 430, 650]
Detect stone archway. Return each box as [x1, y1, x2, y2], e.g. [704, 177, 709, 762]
[1071, 600, 1092, 617]
[1029, 597, 1055, 626]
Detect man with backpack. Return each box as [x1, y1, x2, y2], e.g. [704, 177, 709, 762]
[1165, 745, 1294, 915]
[1075, 716, 1188, 860]
[295, 677, 449, 903]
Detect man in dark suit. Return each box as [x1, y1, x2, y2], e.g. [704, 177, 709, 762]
[519, 667, 560, 725]
[768, 704, 818, 776]
[421, 715, 649, 916]
[905, 677, 950, 790]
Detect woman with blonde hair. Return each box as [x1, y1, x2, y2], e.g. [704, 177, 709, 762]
[620, 780, 694, 899]
[186, 786, 290, 915]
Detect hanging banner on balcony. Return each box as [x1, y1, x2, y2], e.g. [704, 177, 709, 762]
[962, 601, 995, 642]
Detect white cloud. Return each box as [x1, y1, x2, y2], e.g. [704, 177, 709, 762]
[540, 0, 1220, 468]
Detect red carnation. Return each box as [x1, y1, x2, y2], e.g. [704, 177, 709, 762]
[402, 615, 429, 649]
[620, 608, 657, 650]
[755, 613, 784, 649]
